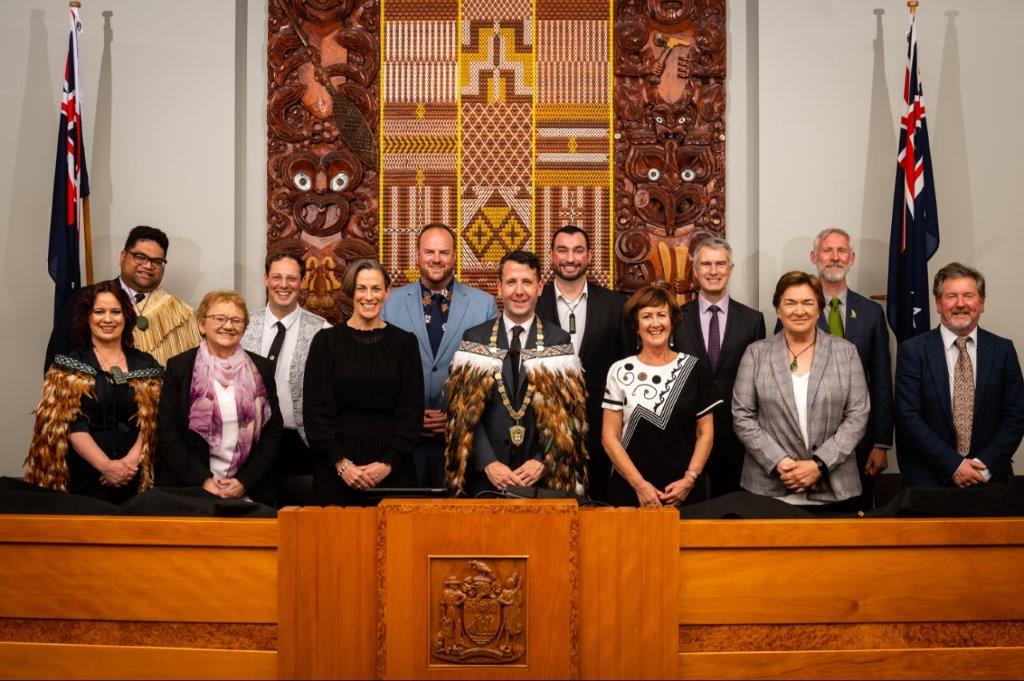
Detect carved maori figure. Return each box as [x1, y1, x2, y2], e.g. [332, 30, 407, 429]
[267, 0, 379, 323]
[613, 0, 726, 299]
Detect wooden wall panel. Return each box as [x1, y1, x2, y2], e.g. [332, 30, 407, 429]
[677, 546, 1024, 625]
[0, 642, 276, 680]
[0, 515, 277, 547]
[0, 544, 277, 623]
[677, 647, 1024, 680]
[579, 508, 678, 680]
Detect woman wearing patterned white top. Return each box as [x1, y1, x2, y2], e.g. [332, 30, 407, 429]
[602, 285, 721, 507]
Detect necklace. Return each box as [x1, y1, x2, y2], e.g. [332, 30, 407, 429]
[489, 317, 543, 446]
[134, 292, 154, 332]
[784, 330, 817, 373]
[93, 344, 127, 384]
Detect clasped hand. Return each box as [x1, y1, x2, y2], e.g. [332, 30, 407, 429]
[202, 477, 246, 499]
[484, 459, 545, 491]
[99, 450, 140, 487]
[952, 458, 987, 488]
[634, 476, 694, 508]
[777, 456, 821, 493]
[337, 460, 392, 490]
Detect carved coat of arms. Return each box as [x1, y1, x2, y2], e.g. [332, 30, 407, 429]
[432, 560, 525, 664]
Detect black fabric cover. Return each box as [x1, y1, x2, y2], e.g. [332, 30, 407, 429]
[0, 477, 120, 515]
[678, 491, 817, 519]
[119, 487, 277, 517]
[865, 477, 1024, 517]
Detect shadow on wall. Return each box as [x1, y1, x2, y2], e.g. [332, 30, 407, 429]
[90, 10, 115, 278]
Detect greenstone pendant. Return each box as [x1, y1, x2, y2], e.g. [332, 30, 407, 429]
[137, 315, 149, 331]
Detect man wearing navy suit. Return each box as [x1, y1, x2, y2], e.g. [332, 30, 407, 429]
[382, 224, 498, 487]
[895, 263, 1024, 487]
[536, 225, 630, 502]
[809, 228, 893, 509]
[673, 237, 765, 497]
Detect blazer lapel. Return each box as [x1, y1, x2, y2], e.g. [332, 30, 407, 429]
[806, 333, 829, 417]
[577, 285, 600, 360]
[404, 286, 433, 361]
[973, 329, 994, 418]
[770, 335, 801, 429]
[925, 331, 954, 423]
[537, 283, 557, 323]
[498, 318, 516, 398]
[515, 321, 538, 398]
[718, 303, 741, 368]
[684, 304, 710, 365]
[435, 282, 469, 363]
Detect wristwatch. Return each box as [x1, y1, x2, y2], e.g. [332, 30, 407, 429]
[812, 456, 828, 478]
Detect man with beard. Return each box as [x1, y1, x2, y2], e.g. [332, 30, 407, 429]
[382, 224, 497, 487]
[241, 251, 331, 504]
[895, 263, 1024, 487]
[45, 225, 201, 368]
[445, 250, 588, 497]
[536, 225, 629, 502]
[801, 228, 892, 508]
[673, 236, 765, 497]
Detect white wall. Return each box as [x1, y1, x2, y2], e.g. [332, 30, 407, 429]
[0, 0, 1020, 475]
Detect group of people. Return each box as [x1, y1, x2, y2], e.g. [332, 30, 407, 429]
[24, 223, 1024, 513]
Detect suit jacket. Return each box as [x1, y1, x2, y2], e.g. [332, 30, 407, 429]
[155, 347, 284, 505]
[895, 326, 1024, 486]
[240, 306, 329, 443]
[673, 296, 766, 466]
[536, 281, 630, 452]
[382, 279, 498, 410]
[461, 317, 572, 492]
[732, 332, 870, 503]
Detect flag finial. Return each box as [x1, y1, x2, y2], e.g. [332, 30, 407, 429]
[908, 1, 919, 15]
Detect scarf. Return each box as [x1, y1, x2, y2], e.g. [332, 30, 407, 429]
[188, 340, 270, 474]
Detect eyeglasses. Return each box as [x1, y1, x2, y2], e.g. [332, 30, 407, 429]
[268, 274, 301, 285]
[127, 250, 168, 268]
[205, 315, 246, 328]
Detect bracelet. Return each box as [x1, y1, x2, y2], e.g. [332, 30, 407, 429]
[684, 470, 699, 481]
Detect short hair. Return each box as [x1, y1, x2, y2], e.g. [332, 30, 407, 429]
[342, 259, 391, 298]
[265, 250, 306, 279]
[812, 227, 853, 252]
[932, 262, 986, 299]
[772, 271, 826, 310]
[551, 224, 591, 250]
[196, 290, 250, 330]
[73, 281, 137, 351]
[691, 236, 733, 266]
[622, 284, 682, 332]
[497, 250, 542, 280]
[417, 223, 457, 249]
[124, 225, 169, 254]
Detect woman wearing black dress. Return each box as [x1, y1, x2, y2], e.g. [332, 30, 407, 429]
[303, 259, 424, 506]
[26, 281, 163, 504]
[601, 285, 721, 507]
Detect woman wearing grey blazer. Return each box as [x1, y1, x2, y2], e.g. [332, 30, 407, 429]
[732, 272, 870, 513]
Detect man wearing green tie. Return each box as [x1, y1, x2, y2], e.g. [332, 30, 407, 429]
[810, 228, 893, 510]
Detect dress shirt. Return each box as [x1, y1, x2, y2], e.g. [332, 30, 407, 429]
[938, 324, 989, 479]
[697, 293, 730, 349]
[554, 281, 588, 356]
[210, 382, 239, 479]
[821, 287, 848, 325]
[119, 278, 149, 303]
[260, 305, 330, 429]
[503, 313, 534, 349]
[777, 372, 826, 506]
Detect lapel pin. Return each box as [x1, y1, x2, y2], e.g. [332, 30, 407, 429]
[850, 309, 858, 320]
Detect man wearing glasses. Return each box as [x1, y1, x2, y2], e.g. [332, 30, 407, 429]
[241, 250, 330, 504]
[45, 225, 202, 367]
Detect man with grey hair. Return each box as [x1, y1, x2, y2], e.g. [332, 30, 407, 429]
[808, 227, 892, 510]
[895, 262, 1024, 487]
[673, 236, 765, 497]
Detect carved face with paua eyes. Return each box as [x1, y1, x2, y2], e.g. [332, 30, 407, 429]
[648, 0, 695, 26]
[625, 139, 715, 236]
[278, 147, 364, 239]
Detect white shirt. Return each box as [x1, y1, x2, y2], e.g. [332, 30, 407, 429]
[210, 382, 239, 479]
[260, 305, 330, 430]
[555, 281, 588, 357]
[503, 313, 534, 349]
[777, 372, 826, 506]
[118, 278, 148, 303]
[938, 324, 989, 480]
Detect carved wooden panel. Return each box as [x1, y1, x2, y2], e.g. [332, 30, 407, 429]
[267, 0, 381, 323]
[612, 0, 726, 298]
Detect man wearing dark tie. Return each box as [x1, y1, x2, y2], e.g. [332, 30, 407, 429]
[895, 263, 1024, 487]
[536, 225, 629, 501]
[809, 228, 892, 509]
[673, 237, 765, 497]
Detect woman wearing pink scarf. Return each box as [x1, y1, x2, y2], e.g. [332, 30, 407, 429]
[156, 291, 283, 504]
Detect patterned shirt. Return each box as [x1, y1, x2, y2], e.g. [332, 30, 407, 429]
[421, 280, 454, 356]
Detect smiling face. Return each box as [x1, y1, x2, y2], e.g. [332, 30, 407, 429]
[811, 232, 856, 285]
[551, 231, 591, 283]
[417, 228, 456, 290]
[89, 292, 126, 346]
[199, 300, 247, 355]
[119, 238, 166, 293]
[777, 284, 821, 336]
[936, 276, 985, 336]
[265, 256, 302, 313]
[351, 267, 389, 325]
[693, 245, 733, 298]
[498, 261, 540, 324]
[637, 304, 672, 351]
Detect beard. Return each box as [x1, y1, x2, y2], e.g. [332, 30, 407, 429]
[554, 263, 587, 282]
[421, 265, 454, 287]
[817, 264, 847, 284]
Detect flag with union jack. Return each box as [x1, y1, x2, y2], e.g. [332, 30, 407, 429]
[886, 11, 939, 343]
[48, 6, 90, 325]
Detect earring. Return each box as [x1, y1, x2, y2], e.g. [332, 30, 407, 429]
[668, 333, 676, 349]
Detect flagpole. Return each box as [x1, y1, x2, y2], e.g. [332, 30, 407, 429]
[908, 0, 918, 15]
[69, 0, 94, 284]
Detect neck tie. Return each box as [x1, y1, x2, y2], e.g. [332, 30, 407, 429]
[707, 305, 721, 370]
[134, 292, 145, 304]
[509, 325, 524, 394]
[828, 298, 844, 338]
[953, 337, 975, 456]
[267, 321, 286, 367]
[426, 292, 445, 356]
